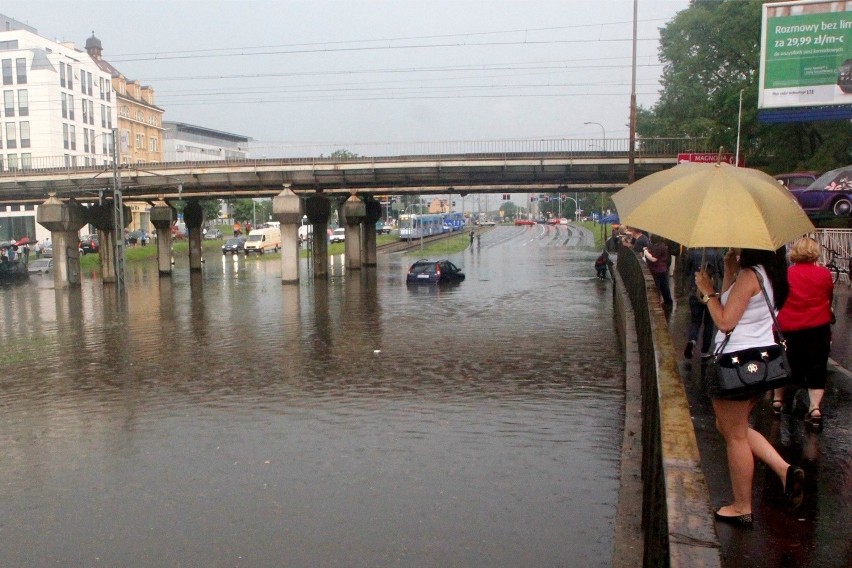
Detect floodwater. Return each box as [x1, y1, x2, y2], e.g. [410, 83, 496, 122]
[0, 225, 624, 567]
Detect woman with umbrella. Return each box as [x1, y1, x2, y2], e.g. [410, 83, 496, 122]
[695, 248, 804, 524]
[613, 161, 816, 526]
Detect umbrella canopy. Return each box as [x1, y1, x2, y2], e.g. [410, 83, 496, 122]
[612, 162, 814, 250]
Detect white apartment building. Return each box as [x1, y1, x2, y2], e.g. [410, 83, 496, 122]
[0, 15, 117, 242]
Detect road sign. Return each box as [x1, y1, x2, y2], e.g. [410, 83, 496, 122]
[677, 152, 743, 166]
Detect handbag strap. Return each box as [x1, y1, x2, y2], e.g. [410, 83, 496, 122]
[713, 266, 785, 357]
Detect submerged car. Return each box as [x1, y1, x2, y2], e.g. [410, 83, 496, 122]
[28, 258, 53, 273]
[406, 259, 466, 284]
[204, 228, 223, 240]
[788, 166, 852, 218]
[221, 236, 246, 254]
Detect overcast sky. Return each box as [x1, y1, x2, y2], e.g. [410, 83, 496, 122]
[6, 0, 690, 153]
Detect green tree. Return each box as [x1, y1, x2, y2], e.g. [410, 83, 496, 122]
[638, 0, 851, 172]
[499, 201, 518, 220]
[200, 199, 222, 221]
[231, 198, 255, 223]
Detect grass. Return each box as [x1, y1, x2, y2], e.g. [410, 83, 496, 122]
[576, 220, 608, 250]
[404, 234, 472, 257]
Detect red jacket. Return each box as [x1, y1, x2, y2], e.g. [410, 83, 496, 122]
[777, 262, 833, 332]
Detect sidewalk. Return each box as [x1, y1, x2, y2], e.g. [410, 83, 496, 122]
[667, 283, 851, 568]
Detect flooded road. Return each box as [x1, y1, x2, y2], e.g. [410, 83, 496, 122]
[0, 225, 623, 567]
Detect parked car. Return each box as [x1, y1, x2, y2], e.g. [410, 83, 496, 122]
[204, 227, 223, 240]
[329, 228, 346, 243]
[222, 236, 246, 254]
[28, 258, 53, 273]
[41, 240, 53, 258]
[406, 258, 466, 284]
[774, 171, 820, 192]
[785, 166, 852, 218]
[125, 230, 150, 245]
[79, 235, 99, 255]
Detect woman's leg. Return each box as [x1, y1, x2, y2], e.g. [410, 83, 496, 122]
[712, 398, 756, 515]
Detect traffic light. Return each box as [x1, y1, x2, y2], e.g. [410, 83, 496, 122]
[502, 193, 510, 200]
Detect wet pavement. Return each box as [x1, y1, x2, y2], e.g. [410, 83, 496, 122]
[0, 224, 619, 567]
[669, 279, 851, 568]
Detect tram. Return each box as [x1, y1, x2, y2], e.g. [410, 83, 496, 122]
[399, 213, 445, 240]
[442, 212, 465, 232]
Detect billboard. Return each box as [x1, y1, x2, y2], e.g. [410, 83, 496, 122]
[759, 0, 852, 110]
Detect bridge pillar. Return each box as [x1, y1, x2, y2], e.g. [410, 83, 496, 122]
[272, 185, 302, 284]
[150, 202, 175, 276]
[305, 195, 331, 279]
[362, 198, 382, 267]
[183, 200, 204, 272]
[342, 194, 365, 271]
[83, 202, 129, 284]
[36, 195, 87, 288]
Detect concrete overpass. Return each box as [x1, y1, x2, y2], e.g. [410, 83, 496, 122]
[0, 137, 706, 203]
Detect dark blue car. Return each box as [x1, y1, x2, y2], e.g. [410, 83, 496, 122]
[406, 259, 465, 284]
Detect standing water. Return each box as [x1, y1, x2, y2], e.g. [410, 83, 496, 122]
[0, 225, 623, 567]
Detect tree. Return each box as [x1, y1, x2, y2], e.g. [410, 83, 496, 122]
[637, 0, 851, 172]
[499, 201, 518, 219]
[200, 199, 222, 221]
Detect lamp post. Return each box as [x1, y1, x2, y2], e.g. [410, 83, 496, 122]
[584, 121, 606, 152]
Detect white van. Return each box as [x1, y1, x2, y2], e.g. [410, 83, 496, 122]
[244, 227, 281, 255]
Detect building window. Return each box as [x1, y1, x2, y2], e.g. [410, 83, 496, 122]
[106, 86, 110, 102]
[5, 122, 16, 149]
[61, 93, 67, 118]
[102, 133, 108, 155]
[17, 89, 27, 116]
[19, 121, 28, 148]
[69, 125, 76, 150]
[83, 127, 89, 153]
[60, 62, 66, 87]
[15, 58, 26, 84]
[2, 60, 11, 85]
[88, 100, 94, 125]
[3, 90, 12, 117]
[67, 65, 73, 90]
[100, 105, 106, 128]
[82, 70, 87, 94]
[81, 100, 88, 123]
[99, 77, 104, 99]
[68, 94, 74, 120]
[8, 153, 17, 170]
[89, 129, 95, 154]
[63, 123, 69, 149]
[21, 153, 30, 169]
[149, 137, 158, 152]
[135, 133, 144, 149]
[107, 109, 112, 129]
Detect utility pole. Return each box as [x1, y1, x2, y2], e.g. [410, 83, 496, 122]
[628, 0, 638, 183]
[111, 127, 126, 296]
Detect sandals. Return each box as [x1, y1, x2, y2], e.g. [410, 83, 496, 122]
[805, 408, 823, 431]
[771, 399, 784, 416]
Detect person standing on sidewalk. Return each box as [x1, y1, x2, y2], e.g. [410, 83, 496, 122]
[695, 248, 805, 525]
[773, 237, 834, 430]
[683, 247, 724, 359]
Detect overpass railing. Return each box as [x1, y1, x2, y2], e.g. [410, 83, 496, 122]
[0, 137, 709, 177]
[614, 246, 721, 567]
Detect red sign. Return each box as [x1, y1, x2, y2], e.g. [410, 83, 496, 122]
[677, 152, 744, 166]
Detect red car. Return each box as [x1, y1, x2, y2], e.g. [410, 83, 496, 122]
[514, 219, 535, 225]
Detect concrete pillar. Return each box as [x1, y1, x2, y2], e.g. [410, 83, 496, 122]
[150, 202, 175, 276]
[82, 202, 126, 284]
[36, 195, 87, 288]
[342, 194, 366, 270]
[362, 198, 382, 267]
[305, 195, 331, 279]
[183, 200, 204, 272]
[272, 185, 302, 284]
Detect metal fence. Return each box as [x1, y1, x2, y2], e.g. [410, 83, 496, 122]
[0, 137, 709, 177]
[813, 228, 852, 286]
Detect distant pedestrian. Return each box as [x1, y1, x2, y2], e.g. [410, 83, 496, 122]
[594, 251, 609, 279]
[469, 230, 475, 246]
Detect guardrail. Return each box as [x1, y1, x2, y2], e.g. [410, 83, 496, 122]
[614, 246, 721, 567]
[0, 137, 709, 177]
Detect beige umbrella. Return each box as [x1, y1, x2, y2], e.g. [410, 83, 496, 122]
[612, 162, 814, 250]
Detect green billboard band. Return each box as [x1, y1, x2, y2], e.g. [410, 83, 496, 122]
[760, 5, 852, 109]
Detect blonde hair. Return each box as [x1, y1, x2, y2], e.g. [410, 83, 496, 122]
[788, 237, 820, 264]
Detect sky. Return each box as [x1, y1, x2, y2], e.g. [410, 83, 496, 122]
[5, 0, 692, 155]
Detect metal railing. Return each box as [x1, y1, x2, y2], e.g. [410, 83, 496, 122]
[0, 137, 709, 177]
[813, 228, 852, 286]
[615, 246, 721, 567]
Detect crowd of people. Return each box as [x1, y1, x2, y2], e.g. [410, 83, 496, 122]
[601, 226, 837, 528]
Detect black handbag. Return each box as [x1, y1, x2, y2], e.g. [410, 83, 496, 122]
[711, 269, 791, 398]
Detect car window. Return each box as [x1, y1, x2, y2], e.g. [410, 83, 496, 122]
[410, 263, 435, 275]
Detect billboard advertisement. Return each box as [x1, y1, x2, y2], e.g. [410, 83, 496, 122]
[759, 0, 852, 110]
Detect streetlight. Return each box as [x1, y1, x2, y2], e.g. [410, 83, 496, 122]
[584, 121, 606, 152]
